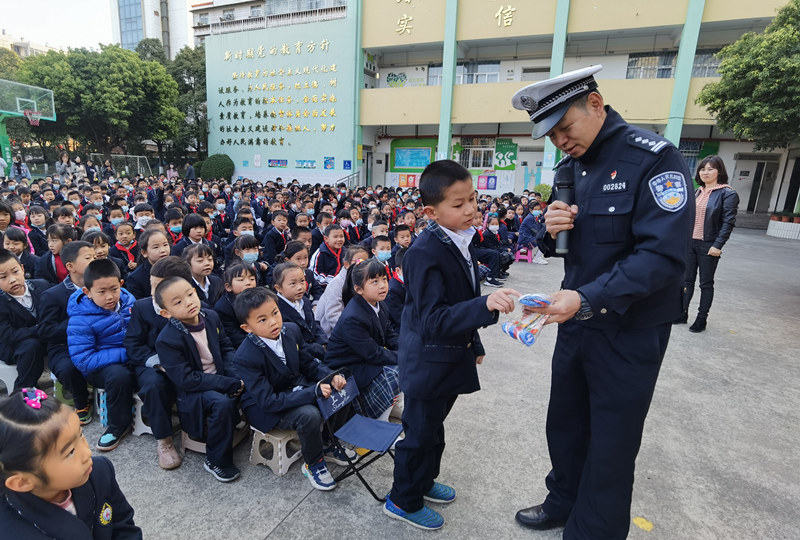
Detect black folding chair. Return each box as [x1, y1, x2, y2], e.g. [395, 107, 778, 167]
[316, 371, 403, 502]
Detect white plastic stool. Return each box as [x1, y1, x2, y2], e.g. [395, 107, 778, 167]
[0, 362, 18, 395]
[181, 419, 250, 455]
[132, 394, 152, 436]
[249, 428, 303, 476]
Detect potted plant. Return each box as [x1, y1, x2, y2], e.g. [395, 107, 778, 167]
[770, 212, 780, 221]
[781, 212, 792, 222]
[793, 213, 800, 224]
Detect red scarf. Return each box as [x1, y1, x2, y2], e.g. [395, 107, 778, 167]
[167, 229, 182, 243]
[115, 240, 137, 263]
[325, 241, 342, 275]
[54, 254, 68, 282]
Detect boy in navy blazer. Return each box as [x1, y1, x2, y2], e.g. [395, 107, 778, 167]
[0, 249, 48, 389]
[232, 287, 353, 491]
[384, 161, 519, 530]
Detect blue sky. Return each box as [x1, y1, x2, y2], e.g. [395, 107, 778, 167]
[5, 0, 114, 51]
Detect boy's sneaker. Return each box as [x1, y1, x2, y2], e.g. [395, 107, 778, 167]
[484, 277, 504, 288]
[383, 497, 444, 530]
[499, 271, 510, 279]
[76, 406, 92, 426]
[157, 439, 183, 470]
[323, 444, 358, 466]
[96, 426, 130, 452]
[303, 460, 336, 490]
[203, 457, 241, 482]
[424, 482, 456, 504]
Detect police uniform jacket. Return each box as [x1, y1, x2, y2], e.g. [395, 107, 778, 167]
[0, 278, 49, 364]
[536, 106, 693, 329]
[233, 323, 332, 433]
[0, 456, 142, 540]
[325, 294, 398, 391]
[398, 222, 498, 399]
[155, 310, 240, 439]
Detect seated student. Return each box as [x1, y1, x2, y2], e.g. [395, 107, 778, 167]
[132, 202, 156, 237]
[109, 220, 139, 273]
[223, 216, 256, 265]
[277, 240, 324, 304]
[388, 224, 412, 270]
[52, 206, 77, 227]
[310, 211, 332, 255]
[171, 213, 211, 257]
[125, 229, 171, 300]
[182, 243, 223, 306]
[293, 212, 312, 232]
[232, 235, 271, 287]
[315, 245, 370, 338]
[290, 225, 313, 253]
[232, 287, 355, 491]
[309, 224, 345, 289]
[0, 249, 49, 390]
[335, 209, 356, 245]
[67, 258, 137, 452]
[154, 277, 244, 483]
[384, 247, 407, 332]
[0, 390, 143, 538]
[348, 206, 366, 243]
[480, 214, 515, 278]
[261, 209, 290, 265]
[26, 205, 51, 257]
[35, 224, 75, 285]
[414, 218, 427, 240]
[3, 226, 39, 279]
[124, 256, 193, 471]
[359, 220, 389, 250]
[107, 204, 128, 236]
[82, 230, 128, 281]
[517, 201, 548, 265]
[164, 208, 184, 246]
[38, 241, 95, 424]
[272, 262, 327, 360]
[213, 196, 231, 234]
[325, 258, 400, 421]
[470, 213, 504, 288]
[199, 212, 225, 272]
[213, 262, 258, 349]
[371, 235, 393, 277]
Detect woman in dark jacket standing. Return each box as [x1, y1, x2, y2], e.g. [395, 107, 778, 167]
[678, 155, 739, 332]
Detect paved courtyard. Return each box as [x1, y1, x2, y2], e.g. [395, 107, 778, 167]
[23, 229, 800, 539]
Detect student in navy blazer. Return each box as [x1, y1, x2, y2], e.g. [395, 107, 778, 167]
[325, 259, 400, 420]
[385, 161, 517, 528]
[0, 251, 49, 389]
[272, 262, 328, 360]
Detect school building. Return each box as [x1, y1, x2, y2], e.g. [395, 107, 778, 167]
[201, 0, 799, 217]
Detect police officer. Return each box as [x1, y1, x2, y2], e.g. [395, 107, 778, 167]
[510, 65, 694, 538]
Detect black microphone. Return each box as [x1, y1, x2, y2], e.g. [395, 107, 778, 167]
[554, 165, 575, 255]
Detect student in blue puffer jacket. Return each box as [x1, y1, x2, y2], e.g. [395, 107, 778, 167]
[67, 258, 137, 453]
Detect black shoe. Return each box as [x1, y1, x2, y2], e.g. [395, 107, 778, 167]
[499, 271, 510, 279]
[204, 457, 241, 482]
[673, 311, 688, 324]
[689, 317, 707, 333]
[515, 504, 567, 530]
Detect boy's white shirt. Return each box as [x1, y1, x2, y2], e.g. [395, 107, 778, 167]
[9, 283, 32, 309]
[440, 225, 475, 262]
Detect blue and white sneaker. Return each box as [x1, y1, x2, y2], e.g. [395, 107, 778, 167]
[96, 426, 131, 452]
[383, 496, 444, 530]
[303, 460, 336, 490]
[323, 444, 358, 466]
[424, 482, 456, 504]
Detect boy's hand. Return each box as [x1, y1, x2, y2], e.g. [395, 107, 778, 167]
[331, 374, 346, 391]
[476, 355, 485, 365]
[320, 383, 332, 398]
[230, 380, 245, 397]
[486, 288, 520, 314]
[127, 261, 137, 270]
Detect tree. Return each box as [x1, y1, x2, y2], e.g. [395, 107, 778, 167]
[0, 48, 22, 80]
[697, 0, 800, 150]
[135, 38, 168, 66]
[15, 45, 182, 158]
[201, 154, 234, 180]
[169, 45, 208, 159]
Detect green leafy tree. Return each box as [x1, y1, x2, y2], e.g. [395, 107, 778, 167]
[697, 0, 800, 150]
[201, 153, 234, 180]
[0, 48, 22, 80]
[135, 38, 168, 66]
[169, 45, 208, 159]
[16, 45, 182, 158]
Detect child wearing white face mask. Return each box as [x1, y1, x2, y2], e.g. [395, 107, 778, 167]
[517, 202, 549, 265]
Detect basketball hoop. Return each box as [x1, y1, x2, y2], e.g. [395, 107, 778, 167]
[23, 109, 41, 126]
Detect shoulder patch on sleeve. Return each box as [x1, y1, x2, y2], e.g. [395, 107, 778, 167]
[554, 155, 571, 170]
[648, 171, 688, 212]
[627, 133, 671, 154]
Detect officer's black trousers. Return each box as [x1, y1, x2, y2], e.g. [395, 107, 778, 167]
[542, 321, 671, 540]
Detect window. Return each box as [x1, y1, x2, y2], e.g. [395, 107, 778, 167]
[118, 0, 143, 50]
[198, 12, 209, 24]
[692, 49, 722, 77]
[679, 140, 703, 174]
[458, 137, 496, 169]
[522, 67, 550, 82]
[427, 62, 499, 86]
[221, 9, 235, 21]
[626, 52, 677, 79]
[250, 5, 263, 17]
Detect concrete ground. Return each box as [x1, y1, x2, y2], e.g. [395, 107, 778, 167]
[18, 229, 800, 539]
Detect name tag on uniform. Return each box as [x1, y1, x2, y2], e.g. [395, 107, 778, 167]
[602, 181, 627, 193]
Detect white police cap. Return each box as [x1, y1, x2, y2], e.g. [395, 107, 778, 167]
[511, 65, 603, 139]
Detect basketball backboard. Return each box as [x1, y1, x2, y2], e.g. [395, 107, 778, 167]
[0, 78, 56, 121]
